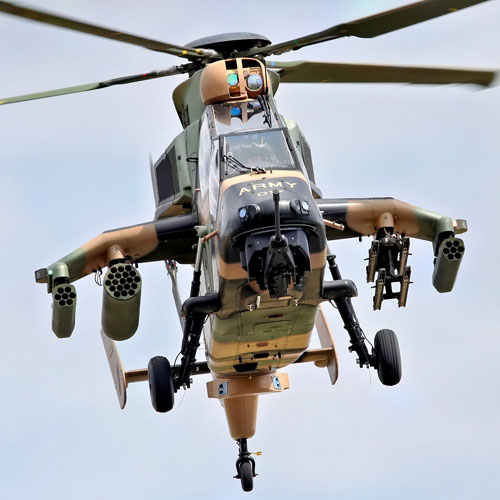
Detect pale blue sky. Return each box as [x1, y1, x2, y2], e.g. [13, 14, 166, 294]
[1, 1, 499, 499]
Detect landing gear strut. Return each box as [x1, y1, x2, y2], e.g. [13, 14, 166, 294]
[234, 438, 256, 492]
[326, 253, 402, 385]
[147, 238, 219, 412]
[326, 254, 374, 369]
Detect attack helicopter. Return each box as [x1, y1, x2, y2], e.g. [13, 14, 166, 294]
[0, 0, 495, 493]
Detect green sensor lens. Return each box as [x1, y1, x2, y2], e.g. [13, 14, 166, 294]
[227, 73, 239, 86]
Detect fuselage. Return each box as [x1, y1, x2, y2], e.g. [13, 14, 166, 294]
[195, 97, 327, 378]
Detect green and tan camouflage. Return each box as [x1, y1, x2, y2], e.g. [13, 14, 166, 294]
[35, 79, 467, 423]
[1, 0, 489, 489]
[35, 94, 467, 376]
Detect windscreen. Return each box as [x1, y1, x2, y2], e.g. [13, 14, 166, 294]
[223, 129, 295, 177]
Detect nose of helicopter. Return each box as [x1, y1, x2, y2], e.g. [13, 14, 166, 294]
[218, 173, 323, 235]
[216, 172, 327, 298]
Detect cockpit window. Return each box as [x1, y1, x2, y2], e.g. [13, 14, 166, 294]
[222, 129, 295, 177]
[212, 100, 278, 135]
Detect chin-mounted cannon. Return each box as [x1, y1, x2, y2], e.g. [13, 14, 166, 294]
[240, 190, 311, 299]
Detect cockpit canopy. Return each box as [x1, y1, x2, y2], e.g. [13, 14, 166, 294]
[206, 98, 299, 178]
[196, 95, 310, 218]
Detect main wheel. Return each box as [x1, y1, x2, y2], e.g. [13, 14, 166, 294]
[239, 460, 254, 492]
[374, 329, 402, 386]
[148, 356, 175, 413]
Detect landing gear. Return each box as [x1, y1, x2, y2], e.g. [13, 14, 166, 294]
[326, 254, 374, 368]
[238, 461, 254, 492]
[234, 438, 256, 492]
[148, 239, 219, 413]
[326, 253, 402, 386]
[374, 329, 402, 386]
[148, 356, 175, 412]
[147, 297, 218, 413]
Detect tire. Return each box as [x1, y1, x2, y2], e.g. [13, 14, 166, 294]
[374, 329, 402, 386]
[148, 356, 175, 413]
[239, 460, 254, 492]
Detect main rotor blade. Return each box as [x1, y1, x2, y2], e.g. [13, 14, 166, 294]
[0, 65, 192, 105]
[242, 0, 491, 57]
[269, 61, 496, 87]
[0, 1, 219, 60]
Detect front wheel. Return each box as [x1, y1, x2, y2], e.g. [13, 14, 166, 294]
[239, 460, 254, 492]
[374, 329, 402, 386]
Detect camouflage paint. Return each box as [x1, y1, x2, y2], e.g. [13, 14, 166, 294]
[37, 213, 198, 291]
[318, 197, 465, 250]
[203, 169, 328, 378]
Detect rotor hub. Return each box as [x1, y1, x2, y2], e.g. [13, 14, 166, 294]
[186, 32, 271, 57]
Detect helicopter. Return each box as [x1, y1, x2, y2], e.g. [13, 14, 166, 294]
[0, 0, 495, 493]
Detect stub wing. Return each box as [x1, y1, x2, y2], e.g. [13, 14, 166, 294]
[317, 197, 467, 307]
[317, 197, 466, 243]
[35, 213, 198, 289]
[34, 213, 198, 339]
